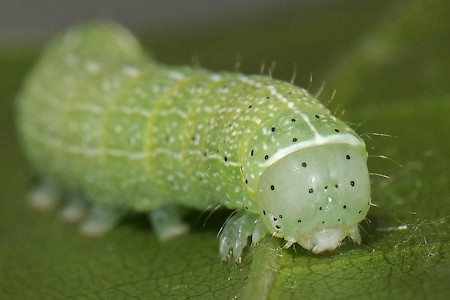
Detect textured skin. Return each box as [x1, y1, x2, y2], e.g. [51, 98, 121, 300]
[16, 22, 371, 261]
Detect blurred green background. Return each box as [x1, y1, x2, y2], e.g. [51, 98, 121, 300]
[1, 0, 449, 299]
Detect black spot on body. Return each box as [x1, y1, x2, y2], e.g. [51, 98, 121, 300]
[271, 127, 275, 132]
[343, 205, 347, 209]
[302, 162, 307, 167]
[308, 188, 313, 193]
[335, 129, 340, 132]
[346, 154, 351, 160]
[319, 206, 322, 210]
[224, 156, 228, 162]
[351, 181, 355, 186]
[292, 138, 297, 142]
[291, 118, 296, 122]
[270, 185, 275, 191]
[276, 225, 281, 229]
[263, 210, 266, 215]
[279, 214, 283, 218]
[251, 150, 254, 156]
[315, 114, 320, 119]
[264, 155, 269, 160]
[335, 184, 338, 188]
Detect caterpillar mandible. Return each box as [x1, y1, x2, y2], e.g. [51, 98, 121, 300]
[16, 22, 371, 262]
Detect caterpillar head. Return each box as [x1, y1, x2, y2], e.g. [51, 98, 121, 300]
[256, 143, 371, 253]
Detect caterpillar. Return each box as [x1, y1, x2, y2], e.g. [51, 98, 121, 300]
[16, 22, 371, 262]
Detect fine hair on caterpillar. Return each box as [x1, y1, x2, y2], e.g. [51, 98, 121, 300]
[16, 21, 373, 262]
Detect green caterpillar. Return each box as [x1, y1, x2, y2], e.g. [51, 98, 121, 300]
[16, 22, 371, 262]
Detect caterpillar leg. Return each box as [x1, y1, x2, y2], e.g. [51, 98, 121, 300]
[27, 179, 62, 212]
[219, 210, 268, 263]
[79, 204, 125, 237]
[148, 205, 190, 241]
[59, 193, 88, 223]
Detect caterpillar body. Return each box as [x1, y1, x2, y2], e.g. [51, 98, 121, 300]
[16, 22, 371, 262]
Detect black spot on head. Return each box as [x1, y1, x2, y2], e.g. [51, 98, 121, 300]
[245, 179, 248, 184]
[245, 206, 248, 210]
[224, 156, 228, 162]
[315, 114, 320, 119]
[291, 118, 296, 122]
[279, 214, 283, 219]
[266, 96, 270, 99]
[335, 184, 339, 188]
[322, 221, 325, 224]
[302, 162, 307, 167]
[270, 185, 275, 191]
[297, 219, 302, 223]
[343, 205, 347, 209]
[324, 185, 328, 190]
[308, 188, 313, 194]
[271, 127, 275, 132]
[264, 155, 269, 160]
[358, 210, 362, 214]
[350, 181, 355, 187]
[276, 225, 281, 229]
[335, 129, 340, 133]
[250, 150, 254, 156]
[338, 218, 341, 222]
[273, 217, 278, 221]
[248, 105, 253, 109]
[263, 210, 266, 215]
[292, 138, 298, 142]
[346, 154, 351, 160]
[319, 206, 322, 211]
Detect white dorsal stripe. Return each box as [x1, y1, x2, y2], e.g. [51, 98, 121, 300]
[259, 133, 364, 167]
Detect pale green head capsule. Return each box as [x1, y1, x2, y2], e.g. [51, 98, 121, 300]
[257, 142, 371, 253]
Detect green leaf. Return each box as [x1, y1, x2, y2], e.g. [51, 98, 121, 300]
[326, 0, 450, 107]
[1, 0, 449, 298]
